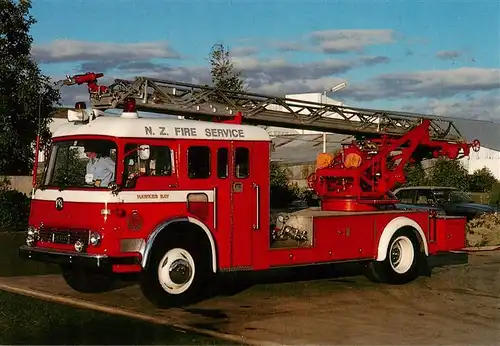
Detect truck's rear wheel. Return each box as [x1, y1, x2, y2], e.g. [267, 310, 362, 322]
[140, 238, 210, 308]
[366, 228, 422, 284]
[61, 265, 116, 293]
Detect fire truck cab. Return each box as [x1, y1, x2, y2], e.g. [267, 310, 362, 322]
[21, 101, 276, 306]
[19, 73, 474, 308]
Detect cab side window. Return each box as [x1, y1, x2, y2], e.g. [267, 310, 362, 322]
[235, 147, 250, 179]
[124, 144, 173, 187]
[217, 148, 229, 179]
[188, 146, 211, 179]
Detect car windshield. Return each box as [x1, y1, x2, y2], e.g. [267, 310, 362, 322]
[41, 139, 117, 189]
[434, 189, 472, 203]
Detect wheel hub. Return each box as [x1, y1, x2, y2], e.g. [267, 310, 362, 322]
[169, 258, 192, 285]
[391, 245, 401, 265]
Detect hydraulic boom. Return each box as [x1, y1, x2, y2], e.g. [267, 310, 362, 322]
[60, 72, 466, 141]
[59, 72, 480, 212]
[308, 119, 480, 211]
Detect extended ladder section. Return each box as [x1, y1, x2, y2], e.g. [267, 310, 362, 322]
[62, 72, 467, 142]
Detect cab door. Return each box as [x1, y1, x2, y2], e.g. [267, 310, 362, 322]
[212, 143, 232, 268]
[230, 143, 256, 268]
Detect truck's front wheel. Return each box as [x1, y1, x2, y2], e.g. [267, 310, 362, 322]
[140, 239, 210, 308]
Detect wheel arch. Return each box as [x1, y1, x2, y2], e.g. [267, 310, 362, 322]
[141, 216, 217, 273]
[376, 216, 428, 261]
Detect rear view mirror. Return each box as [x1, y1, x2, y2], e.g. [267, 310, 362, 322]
[139, 145, 150, 160]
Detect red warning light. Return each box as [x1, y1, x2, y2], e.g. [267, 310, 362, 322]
[75, 101, 86, 109]
[123, 98, 136, 112]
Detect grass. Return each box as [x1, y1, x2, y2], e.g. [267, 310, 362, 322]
[0, 232, 238, 345]
[0, 231, 60, 277]
[0, 290, 232, 345]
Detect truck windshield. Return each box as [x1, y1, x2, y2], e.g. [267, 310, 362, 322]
[42, 139, 117, 189]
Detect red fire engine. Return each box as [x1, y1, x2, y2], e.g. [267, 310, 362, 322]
[19, 72, 480, 308]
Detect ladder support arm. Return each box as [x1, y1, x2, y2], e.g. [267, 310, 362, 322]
[58, 72, 469, 141]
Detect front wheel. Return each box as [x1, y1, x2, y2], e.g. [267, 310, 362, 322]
[365, 228, 423, 284]
[140, 240, 211, 308]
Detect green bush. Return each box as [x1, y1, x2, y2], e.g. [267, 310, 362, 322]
[294, 185, 318, 206]
[270, 163, 319, 208]
[468, 167, 498, 193]
[270, 162, 295, 208]
[0, 178, 30, 231]
[402, 162, 426, 187]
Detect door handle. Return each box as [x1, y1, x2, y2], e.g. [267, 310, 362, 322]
[253, 183, 260, 230]
[232, 182, 243, 193]
[213, 186, 217, 229]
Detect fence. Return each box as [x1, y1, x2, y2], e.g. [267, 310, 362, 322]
[3, 176, 32, 195]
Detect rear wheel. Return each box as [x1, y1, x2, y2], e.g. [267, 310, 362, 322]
[61, 265, 116, 293]
[140, 237, 211, 308]
[366, 228, 422, 284]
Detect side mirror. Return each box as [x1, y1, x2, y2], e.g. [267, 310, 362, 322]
[138, 145, 150, 160]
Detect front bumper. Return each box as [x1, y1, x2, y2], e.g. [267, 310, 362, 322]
[19, 245, 139, 270]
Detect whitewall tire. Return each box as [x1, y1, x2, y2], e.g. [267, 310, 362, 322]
[365, 228, 422, 284]
[157, 248, 196, 295]
[140, 237, 211, 308]
[389, 235, 415, 275]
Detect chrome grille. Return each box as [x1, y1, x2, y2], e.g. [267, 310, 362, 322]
[39, 228, 90, 245]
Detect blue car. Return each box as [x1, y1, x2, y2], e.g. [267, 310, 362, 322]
[392, 186, 498, 221]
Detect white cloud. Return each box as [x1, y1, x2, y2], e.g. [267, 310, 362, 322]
[436, 50, 462, 60]
[231, 46, 259, 57]
[228, 56, 392, 95]
[53, 54, 391, 104]
[405, 93, 500, 121]
[340, 67, 500, 101]
[310, 29, 396, 54]
[251, 76, 348, 96]
[32, 39, 180, 64]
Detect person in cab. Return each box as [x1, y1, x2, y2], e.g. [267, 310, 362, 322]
[84, 142, 116, 187]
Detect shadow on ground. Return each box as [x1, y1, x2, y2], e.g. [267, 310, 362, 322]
[108, 251, 469, 304]
[211, 251, 468, 297]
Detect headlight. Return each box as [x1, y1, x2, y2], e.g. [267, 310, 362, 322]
[26, 226, 39, 247]
[74, 239, 85, 252]
[89, 232, 102, 246]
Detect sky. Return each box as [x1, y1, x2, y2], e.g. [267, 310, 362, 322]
[29, 0, 500, 121]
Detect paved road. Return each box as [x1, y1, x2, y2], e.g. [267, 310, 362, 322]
[1, 251, 499, 345]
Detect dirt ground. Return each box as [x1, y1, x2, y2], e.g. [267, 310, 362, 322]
[1, 251, 500, 345]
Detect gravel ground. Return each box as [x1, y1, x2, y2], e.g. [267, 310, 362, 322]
[0, 251, 499, 345]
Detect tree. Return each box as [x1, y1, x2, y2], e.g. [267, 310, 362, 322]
[51, 146, 87, 187]
[426, 157, 469, 191]
[209, 43, 244, 92]
[0, 0, 60, 175]
[468, 167, 498, 193]
[402, 162, 427, 187]
[270, 161, 296, 208]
